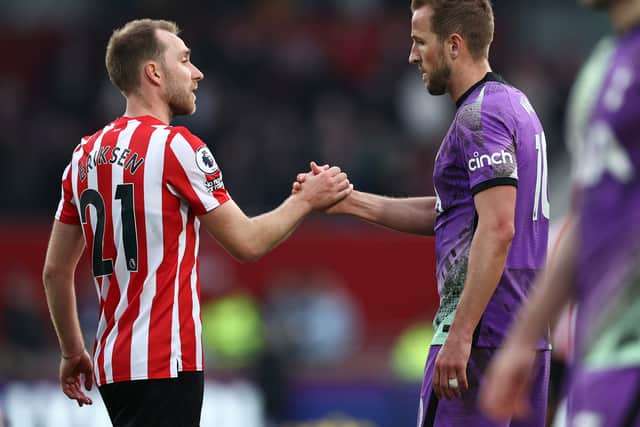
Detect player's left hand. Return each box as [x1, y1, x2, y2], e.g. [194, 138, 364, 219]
[433, 333, 471, 400]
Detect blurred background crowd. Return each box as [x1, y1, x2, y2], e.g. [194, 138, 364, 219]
[0, 0, 610, 426]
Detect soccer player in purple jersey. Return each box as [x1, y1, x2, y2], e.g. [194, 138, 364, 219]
[480, 1, 640, 426]
[296, 1, 551, 425]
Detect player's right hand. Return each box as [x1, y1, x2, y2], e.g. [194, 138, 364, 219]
[60, 349, 94, 407]
[292, 162, 353, 213]
[292, 161, 329, 194]
[294, 163, 352, 210]
[479, 344, 535, 422]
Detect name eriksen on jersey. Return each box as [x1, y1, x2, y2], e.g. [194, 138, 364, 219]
[79, 146, 145, 181]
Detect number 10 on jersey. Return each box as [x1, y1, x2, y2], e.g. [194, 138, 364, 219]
[533, 132, 550, 221]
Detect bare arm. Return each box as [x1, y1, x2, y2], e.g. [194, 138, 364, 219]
[295, 162, 436, 236]
[480, 216, 576, 421]
[450, 185, 516, 341]
[200, 167, 351, 262]
[328, 190, 437, 236]
[433, 185, 516, 399]
[43, 220, 94, 406]
[43, 221, 87, 359]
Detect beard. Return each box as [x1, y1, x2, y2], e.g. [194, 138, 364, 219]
[426, 58, 451, 96]
[165, 73, 196, 117]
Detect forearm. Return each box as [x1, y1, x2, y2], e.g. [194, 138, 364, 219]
[334, 190, 436, 235]
[450, 224, 512, 339]
[505, 218, 577, 348]
[43, 221, 86, 357]
[245, 195, 311, 260]
[43, 273, 85, 357]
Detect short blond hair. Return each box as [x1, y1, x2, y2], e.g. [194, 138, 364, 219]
[105, 19, 180, 95]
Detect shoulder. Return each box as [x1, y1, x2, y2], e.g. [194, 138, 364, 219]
[165, 126, 219, 174]
[168, 125, 206, 151]
[457, 82, 525, 132]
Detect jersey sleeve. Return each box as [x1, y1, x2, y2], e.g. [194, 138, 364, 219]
[165, 128, 231, 216]
[55, 163, 80, 224]
[457, 87, 519, 195]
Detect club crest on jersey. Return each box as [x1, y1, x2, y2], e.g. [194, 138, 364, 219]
[196, 146, 218, 174]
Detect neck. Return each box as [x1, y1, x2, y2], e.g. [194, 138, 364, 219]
[609, 0, 640, 34]
[448, 58, 492, 104]
[123, 91, 172, 124]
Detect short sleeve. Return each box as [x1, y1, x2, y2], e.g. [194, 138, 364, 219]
[457, 87, 519, 195]
[165, 129, 230, 215]
[55, 163, 81, 224]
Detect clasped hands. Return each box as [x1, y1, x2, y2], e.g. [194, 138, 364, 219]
[291, 161, 353, 212]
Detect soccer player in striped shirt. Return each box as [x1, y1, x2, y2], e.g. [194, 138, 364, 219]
[42, 19, 352, 427]
[296, 1, 550, 425]
[481, 1, 640, 426]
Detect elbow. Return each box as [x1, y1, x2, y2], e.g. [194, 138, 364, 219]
[478, 217, 515, 247]
[42, 265, 70, 290]
[234, 252, 262, 264]
[492, 221, 515, 246]
[230, 244, 264, 264]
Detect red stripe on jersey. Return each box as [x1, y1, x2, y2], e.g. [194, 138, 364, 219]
[178, 211, 197, 370]
[110, 123, 153, 382]
[95, 126, 122, 382]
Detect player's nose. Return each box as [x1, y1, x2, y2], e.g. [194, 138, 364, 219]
[408, 45, 419, 64]
[192, 64, 204, 81]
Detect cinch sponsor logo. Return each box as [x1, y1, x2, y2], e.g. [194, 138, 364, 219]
[468, 150, 514, 171]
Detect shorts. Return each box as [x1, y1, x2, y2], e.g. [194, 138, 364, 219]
[417, 345, 550, 427]
[98, 371, 204, 427]
[566, 366, 640, 427]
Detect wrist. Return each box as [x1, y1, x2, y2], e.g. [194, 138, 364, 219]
[61, 349, 85, 360]
[331, 190, 357, 215]
[289, 193, 313, 215]
[448, 321, 475, 342]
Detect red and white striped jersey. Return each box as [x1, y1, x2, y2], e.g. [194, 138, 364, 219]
[55, 115, 230, 386]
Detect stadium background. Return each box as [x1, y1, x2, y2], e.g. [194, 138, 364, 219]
[0, 0, 608, 426]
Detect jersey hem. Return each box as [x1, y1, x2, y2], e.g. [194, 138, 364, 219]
[97, 368, 204, 387]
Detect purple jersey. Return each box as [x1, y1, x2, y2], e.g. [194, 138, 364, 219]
[431, 72, 549, 348]
[571, 27, 640, 371]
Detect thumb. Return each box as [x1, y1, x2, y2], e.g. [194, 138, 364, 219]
[85, 369, 93, 391]
[310, 161, 328, 174]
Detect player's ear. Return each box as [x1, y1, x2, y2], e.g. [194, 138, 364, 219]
[143, 61, 162, 86]
[447, 33, 463, 60]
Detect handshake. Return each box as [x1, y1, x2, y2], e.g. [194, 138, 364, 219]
[290, 161, 354, 214]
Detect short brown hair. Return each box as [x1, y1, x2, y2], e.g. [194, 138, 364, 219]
[410, 0, 494, 60]
[105, 19, 180, 95]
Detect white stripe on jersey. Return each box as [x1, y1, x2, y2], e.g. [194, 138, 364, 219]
[102, 119, 140, 383]
[130, 126, 170, 380]
[55, 165, 72, 219]
[191, 218, 203, 369]
[169, 134, 222, 212]
[170, 202, 189, 376]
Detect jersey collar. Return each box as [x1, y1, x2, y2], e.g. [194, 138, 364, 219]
[455, 71, 506, 109]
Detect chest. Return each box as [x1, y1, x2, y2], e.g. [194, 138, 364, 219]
[433, 123, 472, 212]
